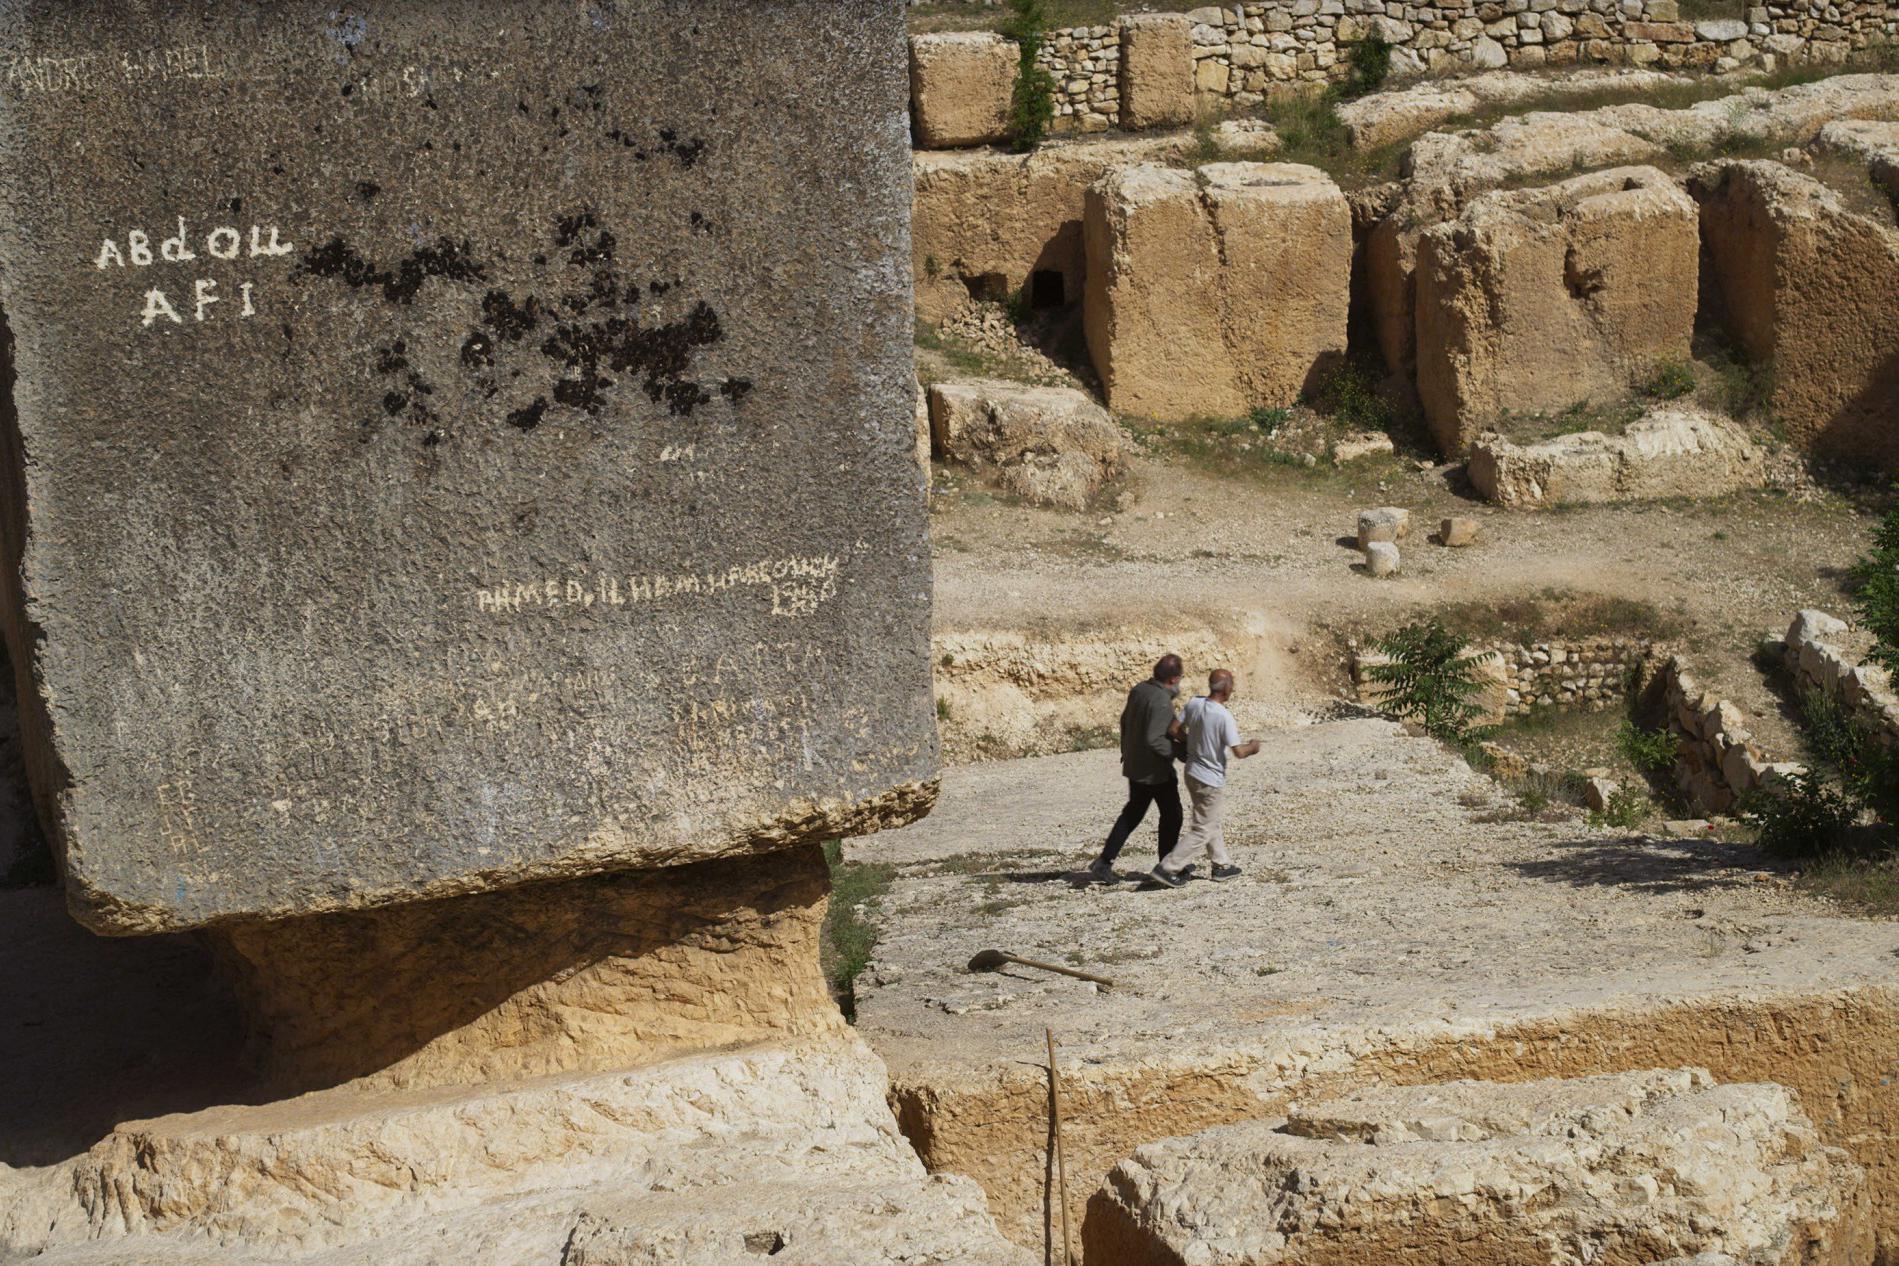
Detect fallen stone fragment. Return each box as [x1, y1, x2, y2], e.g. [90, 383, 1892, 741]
[1364, 542, 1401, 577]
[1439, 516, 1480, 547]
[909, 32, 1018, 149]
[1084, 1070, 1872, 1266]
[1355, 506, 1411, 547]
[1584, 776, 1620, 811]
[1466, 407, 1768, 506]
[1331, 431, 1394, 463]
[928, 378, 1130, 509]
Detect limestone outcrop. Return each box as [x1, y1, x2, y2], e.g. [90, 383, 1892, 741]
[1084, 1070, 1872, 1266]
[1467, 407, 1768, 506]
[1693, 159, 1899, 465]
[910, 32, 1019, 149]
[1414, 166, 1698, 453]
[912, 133, 1188, 322]
[928, 378, 1130, 509]
[1083, 162, 1350, 422]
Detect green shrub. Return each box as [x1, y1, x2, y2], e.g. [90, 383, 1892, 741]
[1616, 721, 1679, 776]
[1589, 786, 1652, 830]
[1339, 36, 1391, 100]
[1310, 358, 1391, 431]
[1366, 621, 1490, 742]
[1851, 500, 1899, 677]
[1740, 769, 1858, 858]
[1001, 0, 1056, 152]
[820, 839, 895, 1022]
[1641, 360, 1696, 400]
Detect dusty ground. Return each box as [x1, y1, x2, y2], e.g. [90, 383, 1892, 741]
[928, 432, 1881, 763]
[844, 719, 1899, 1252]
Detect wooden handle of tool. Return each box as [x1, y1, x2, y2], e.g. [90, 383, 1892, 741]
[1004, 954, 1114, 988]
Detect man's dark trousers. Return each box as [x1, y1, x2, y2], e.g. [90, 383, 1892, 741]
[1100, 776, 1181, 864]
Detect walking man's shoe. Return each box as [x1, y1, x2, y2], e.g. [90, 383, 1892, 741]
[1146, 866, 1184, 889]
[1088, 859, 1121, 885]
[1211, 864, 1242, 882]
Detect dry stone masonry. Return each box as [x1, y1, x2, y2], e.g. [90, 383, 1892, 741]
[1660, 658, 1788, 815]
[1083, 161, 1350, 420]
[1776, 609, 1899, 742]
[1355, 634, 1654, 720]
[991, 0, 1899, 135]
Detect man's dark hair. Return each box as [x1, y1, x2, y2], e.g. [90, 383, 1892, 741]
[1153, 653, 1184, 682]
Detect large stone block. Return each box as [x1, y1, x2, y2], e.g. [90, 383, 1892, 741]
[911, 133, 1187, 322]
[1414, 166, 1698, 453]
[0, 0, 935, 933]
[1084, 1070, 1873, 1266]
[928, 378, 1129, 509]
[909, 31, 1019, 149]
[1693, 159, 1899, 466]
[1119, 14, 1196, 131]
[1083, 162, 1350, 422]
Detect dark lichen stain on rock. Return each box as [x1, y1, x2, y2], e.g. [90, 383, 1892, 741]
[295, 236, 486, 304]
[457, 207, 741, 428]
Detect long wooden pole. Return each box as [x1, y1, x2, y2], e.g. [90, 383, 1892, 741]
[1047, 1027, 1073, 1266]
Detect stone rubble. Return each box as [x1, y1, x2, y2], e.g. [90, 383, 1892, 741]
[928, 377, 1131, 508]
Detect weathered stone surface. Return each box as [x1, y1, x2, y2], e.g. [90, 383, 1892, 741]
[1331, 431, 1393, 463]
[1083, 162, 1349, 422]
[1355, 506, 1411, 546]
[0, 1, 935, 932]
[1415, 166, 1698, 453]
[0, 1018, 1030, 1265]
[1364, 540, 1401, 576]
[1692, 160, 1899, 466]
[1337, 67, 1683, 151]
[909, 31, 1018, 149]
[1467, 407, 1769, 506]
[1439, 515, 1480, 546]
[1084, 1070, 1872, 1266]
[1120, 14, 1196, 131]
[912, 133, 1188, 323]
[1584, 774, 1619, 810]
[928, 378, 1129, 509]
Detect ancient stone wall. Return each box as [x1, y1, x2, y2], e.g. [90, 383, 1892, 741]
[1354, 635, 1654, 720]
[1026, 0, 1899, 133]
[1658, 658, 1784, 814]
[1777, 609, 1899, 742]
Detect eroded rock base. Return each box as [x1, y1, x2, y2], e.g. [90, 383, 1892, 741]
[207, 844, 841, 1095]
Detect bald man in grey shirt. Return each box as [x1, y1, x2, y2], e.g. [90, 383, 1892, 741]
[1149, 668, 1259, 887]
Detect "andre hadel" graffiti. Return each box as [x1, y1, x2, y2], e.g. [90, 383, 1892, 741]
[94, 215, 295, 329]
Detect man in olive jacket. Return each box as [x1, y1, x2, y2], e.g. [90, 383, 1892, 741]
[1089, 653, 1185, 884]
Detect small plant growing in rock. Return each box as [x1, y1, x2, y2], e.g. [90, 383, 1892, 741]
[1616, 721, 1679, 776]
[1001, 0, 1056, 153]
[1310, 358, 1391, 431]
[1588, 787, 1651, 830]
[1641, 360, 1697, 401]
[1851, 499, 1899, 677]
[1366, 620, 1489, 742]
